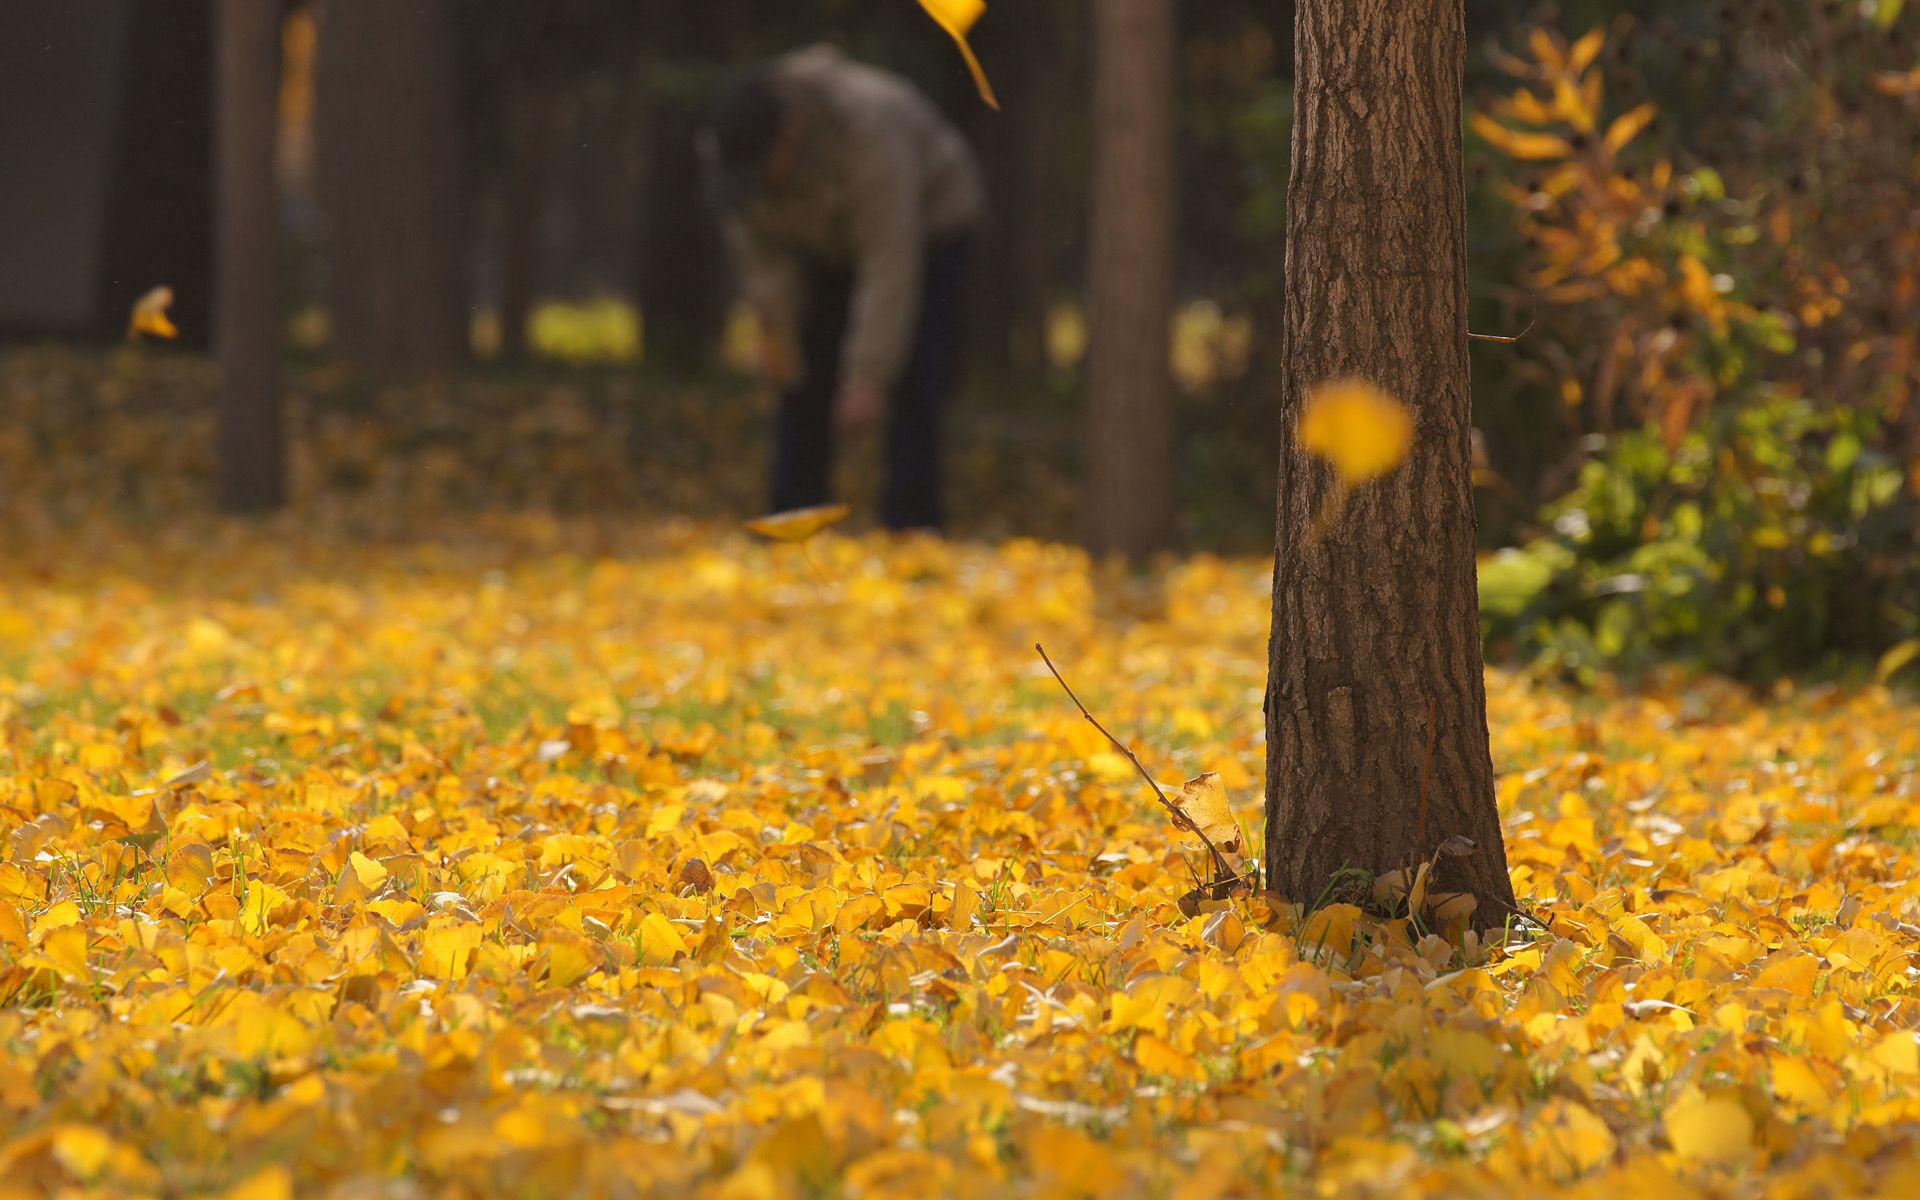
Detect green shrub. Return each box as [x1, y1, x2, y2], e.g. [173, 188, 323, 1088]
[1481, 396, 1920, 681]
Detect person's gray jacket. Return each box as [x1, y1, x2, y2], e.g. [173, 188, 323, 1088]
[719, 45, 985, 392]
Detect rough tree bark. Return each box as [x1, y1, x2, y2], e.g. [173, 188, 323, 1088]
[313, 0, 467, 374]
[213, 0, 284, 512]
[1263, 0, 1517, 924]
[1084, 0, 1177, 561]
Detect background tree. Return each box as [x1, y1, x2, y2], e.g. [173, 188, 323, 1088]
[634, 0, 738, 372]
[1084, 0, 1177, 560]
[966, 1, 1086, 383]
[1263, 0, 1517, 922]
[314, 0, 468, 373]
[212, 0, 284, 512]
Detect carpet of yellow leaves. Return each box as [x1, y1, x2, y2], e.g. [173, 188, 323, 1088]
[4, 516, 1920, 1198]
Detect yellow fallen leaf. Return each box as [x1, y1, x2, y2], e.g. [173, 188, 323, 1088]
[128, 286, 179, 340]
[917, 0, 999, 109]
[220, 1165, 293, 1200]
[636, 911, 691, 965]
[1297, 379, 1414, 487]
[349, 850, 389, 890]
[240, 880, 290, 936]
[1753, 952, 1819, 997]
[1134, 1032, 1206, 1082]
[1665, 1095, 1752, 1164]
[50, 1124, 118, 1180]
[1169, 771, 1241, 854]
[744, 503, 850, 543]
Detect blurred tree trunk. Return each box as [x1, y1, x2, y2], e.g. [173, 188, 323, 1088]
[497, 70, 548, 363]
[95, 0, 214, 349]
[1263, 0, 1516, 926]
[969, 0, 1084, 383]
[634, 1, 731, 372]
[314, 0, 467, 373]
[1084, 0, 1176, 560]
[213, 0, 284, 512]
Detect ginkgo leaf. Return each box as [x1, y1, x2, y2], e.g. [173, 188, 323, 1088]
[1169, 771, 1240, 854]
[128, 286, 179, 340]
[745, 502, 850, 543]
[917, 0, 999, 109]
[1665, 1095, 1753, 1164]
[1297, 378, 1415, 486]
[349, 850, 389, 890]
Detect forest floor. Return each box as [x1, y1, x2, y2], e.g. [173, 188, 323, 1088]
[3, 350, 1920, 1196]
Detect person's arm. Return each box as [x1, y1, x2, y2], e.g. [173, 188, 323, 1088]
[722, 217, 802, 386]
[837, 119, 926, 427]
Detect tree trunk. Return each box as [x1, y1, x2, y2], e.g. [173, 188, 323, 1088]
[1084, 0, 1176, 560]
[497, 70, 546, 364]
[95, 0, 214, 349]
[969, 0, 1085, 383]
[1263, 0, 1516, 924]
[313, 0, 467, 374]
[634, 3, 730, 372]
[213, 0, 284, 512]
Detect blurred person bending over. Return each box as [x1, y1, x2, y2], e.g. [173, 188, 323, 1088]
[704, 44, 983, 531]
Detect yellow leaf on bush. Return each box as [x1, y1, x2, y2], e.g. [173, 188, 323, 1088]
[1603, 103, 1658, 155]
[1471, 113, 1575, 161]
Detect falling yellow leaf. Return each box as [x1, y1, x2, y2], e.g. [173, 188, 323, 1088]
[1297, 378, 1415, 487]
[745, 502, 851, 543]
[128, 286, 179, 340]
[917, 0, 999, 109]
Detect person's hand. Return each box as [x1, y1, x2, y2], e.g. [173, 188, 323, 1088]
[759, 337, 794, 386]
[756, 324, 796, 386]
[835, 381, 884, 434]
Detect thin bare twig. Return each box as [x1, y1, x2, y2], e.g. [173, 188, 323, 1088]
[1468, 296, 1538, 344]
[1034, 643, 1237, 883]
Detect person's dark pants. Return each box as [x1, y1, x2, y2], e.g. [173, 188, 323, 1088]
[770, 236, 969, 532]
